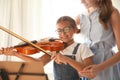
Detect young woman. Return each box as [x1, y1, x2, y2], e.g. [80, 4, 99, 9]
[75, 0, 120, 80]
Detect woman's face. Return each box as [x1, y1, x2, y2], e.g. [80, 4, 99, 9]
[56, 21, 75, 43]
[80, 0, 96, 8]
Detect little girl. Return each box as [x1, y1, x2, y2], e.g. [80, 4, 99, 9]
[51, 16, 94, 80]
[1, 16, 94, 80]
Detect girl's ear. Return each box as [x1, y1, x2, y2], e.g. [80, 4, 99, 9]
[74, 26, 80, 34]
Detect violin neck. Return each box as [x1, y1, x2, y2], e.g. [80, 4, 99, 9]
[14, 40, 37, 48]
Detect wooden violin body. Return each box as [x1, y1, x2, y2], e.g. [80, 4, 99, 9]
[14, 38, 65, 55]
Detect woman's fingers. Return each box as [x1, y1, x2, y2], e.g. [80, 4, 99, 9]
[79, 65, 97, 78]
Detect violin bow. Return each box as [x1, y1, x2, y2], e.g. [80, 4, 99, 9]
[0, 25, 51, 56]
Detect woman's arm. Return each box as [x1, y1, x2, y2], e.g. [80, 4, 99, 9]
[75, 14, 80, 26]
[80, 9, 120, 78]
[99, 8, 120, 71]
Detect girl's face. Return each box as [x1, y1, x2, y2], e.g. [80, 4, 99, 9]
[56, 21, 75, 43]
[80, 0, 96, 9]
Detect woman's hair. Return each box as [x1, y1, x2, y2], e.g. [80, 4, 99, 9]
[56, 16, 80, 33]
[97, 0, 114, 29]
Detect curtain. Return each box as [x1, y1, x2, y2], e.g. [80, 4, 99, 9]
[0, 0, 120, 80]
[0, 0, 42, 61]
[0, 0, 85, 61]
[0, 0, 120, 61]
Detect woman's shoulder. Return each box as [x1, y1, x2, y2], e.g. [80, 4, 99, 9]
[109, 8, 120, 23]
[113, 7, 119, 12]
[111, 8, 120, 18]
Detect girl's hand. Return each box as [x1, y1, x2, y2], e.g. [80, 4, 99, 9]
[51, 52, 67, 64]
[2, 47, 18, 56]
[0, 49, 3, 54]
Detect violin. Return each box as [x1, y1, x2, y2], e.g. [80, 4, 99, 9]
[0, 25, 65, 56]
[14, 38, 66, 55]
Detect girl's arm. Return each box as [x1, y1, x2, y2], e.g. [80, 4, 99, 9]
[2, 47, 51, 66]
[52, 53, 93, 72]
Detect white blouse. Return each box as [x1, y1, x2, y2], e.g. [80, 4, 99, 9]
[60, 42, 94, 63]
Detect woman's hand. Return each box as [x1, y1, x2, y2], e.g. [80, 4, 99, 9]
[79, 64, 101, 79]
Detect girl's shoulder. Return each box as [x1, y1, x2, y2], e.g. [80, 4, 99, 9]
[75, 42, 89, 49]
